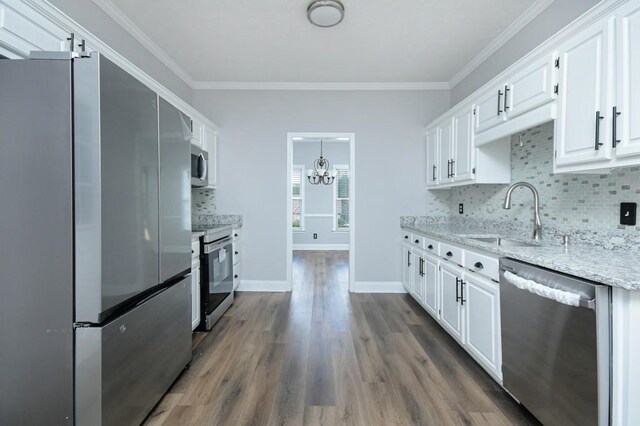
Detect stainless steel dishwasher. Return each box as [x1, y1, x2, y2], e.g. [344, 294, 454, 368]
[500, 258, 611, 426]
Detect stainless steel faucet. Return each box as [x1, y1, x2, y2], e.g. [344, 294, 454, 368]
[503, 182, 542, 241]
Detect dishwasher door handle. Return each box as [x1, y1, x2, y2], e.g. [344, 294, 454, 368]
[502, 270, 596, 310]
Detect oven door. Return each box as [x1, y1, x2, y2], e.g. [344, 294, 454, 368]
[202, 239, 233, 322]
[191, 146, 208, 187]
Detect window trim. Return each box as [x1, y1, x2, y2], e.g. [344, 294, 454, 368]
[292, 165, 305, 231]
[333, 164, 350, 232]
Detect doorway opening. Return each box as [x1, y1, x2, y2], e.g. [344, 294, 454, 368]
[286, 133, 355, 292]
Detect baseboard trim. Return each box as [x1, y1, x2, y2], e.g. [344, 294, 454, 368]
[237, 280, 290, 292]
[293, 244, 349, 251]
[351, 281, 406, 293]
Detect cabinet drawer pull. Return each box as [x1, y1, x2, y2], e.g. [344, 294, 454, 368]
[414, 239, 420, 244]
[474, 262, 484, 269]
[427, 244, 433, 250]
[404, 235, 409, 239]
[234, 274, 238, 279]
[595, 110, 604, 150]
[235, 251, 239, 255]
[446, 251, 453, 257]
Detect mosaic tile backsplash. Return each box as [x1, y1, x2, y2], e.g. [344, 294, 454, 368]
[192, 188, 216, 215]
[428, 121, 640, 232]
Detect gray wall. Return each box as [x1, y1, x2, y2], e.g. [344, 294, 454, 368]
[435, 121, 640, 232]
[293, 142, 350, 246]
[451, 0, 600, 104]
[192, 89, 450, 284]
[49, 0, 192, 104]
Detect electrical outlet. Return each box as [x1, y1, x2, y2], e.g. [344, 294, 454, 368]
[458, 203, 464, 214]
[313, 233, 318, 240]
[620, 202, 637, 226]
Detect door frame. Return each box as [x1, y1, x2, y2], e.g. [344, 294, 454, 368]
[286, 132, 356, 292]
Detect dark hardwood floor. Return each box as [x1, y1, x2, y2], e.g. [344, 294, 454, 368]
[145, 250, 539, 425]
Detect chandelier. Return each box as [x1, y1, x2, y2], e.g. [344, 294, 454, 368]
[307, 139, 336, 185]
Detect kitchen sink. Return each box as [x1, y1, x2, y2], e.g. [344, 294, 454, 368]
[469, 237, 539, 247]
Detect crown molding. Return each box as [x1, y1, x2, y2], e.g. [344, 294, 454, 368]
[91, 0, 195, 88]
[448, 0, 555, 88]
[192, 81, 450, 91]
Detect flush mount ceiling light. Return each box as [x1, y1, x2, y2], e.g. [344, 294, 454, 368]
[307, 0, 345, 28]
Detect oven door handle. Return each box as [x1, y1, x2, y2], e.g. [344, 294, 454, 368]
[204, 237, 233, 254]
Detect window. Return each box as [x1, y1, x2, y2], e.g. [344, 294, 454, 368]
[292, 166, 304, 230]
[333, 165, 350, 231]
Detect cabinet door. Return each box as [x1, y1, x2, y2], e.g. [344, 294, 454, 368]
[191, 261, 201, 331]
[423, 255, 439, 319]
[474, 86, 506, 133]
[402, 247, 412, 293]
[203, 126, 217, 188]
[615, 3, 640, 159]
[506, 53, 555, 119]
[452, 106, 474, 182]
[439, 264, 463, 343]
[425, 128, 439, 187]
[191, 119, 204, 148]
[464, 274, 501, 379]
[412, 252, 425, 303]
[438, 119, 453, 183]
[555, 17, 614, 168]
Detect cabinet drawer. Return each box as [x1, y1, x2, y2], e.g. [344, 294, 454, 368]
[411, 234, 425, 249]
[440, 243, 463, 265]
[465, 250, 499, 282]
[191, 240, 200, 259]
[424, 237, 440, 255]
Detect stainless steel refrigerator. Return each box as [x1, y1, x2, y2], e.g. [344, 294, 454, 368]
[0, 52, 192, 425]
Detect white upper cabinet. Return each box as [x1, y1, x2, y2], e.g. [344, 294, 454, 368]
[555, 17, 614, 169]
[506, 53, 556, 119]
[203, 126, 217, 188]
[474, 85, 506, 134]
[452, 106, 475, 183]
[438, 118, 454, 183]
[614, 1, 640, 161]
[425, 127, 439, 187]
[191, 119, 204, 149]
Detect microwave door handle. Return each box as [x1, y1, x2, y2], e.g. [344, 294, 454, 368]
[199, 153, 208, 181]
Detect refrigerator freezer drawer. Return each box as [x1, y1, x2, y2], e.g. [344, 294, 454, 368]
[75, 278, 191, 426]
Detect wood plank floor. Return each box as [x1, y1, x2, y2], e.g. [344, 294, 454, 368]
[145, 250, 540, 425]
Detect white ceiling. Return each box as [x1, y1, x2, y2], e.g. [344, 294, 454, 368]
[99, 0, 549, 87]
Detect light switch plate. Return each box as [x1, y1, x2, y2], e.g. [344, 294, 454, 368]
[620, 202, 637, 226]
[459, 203, 464, 214]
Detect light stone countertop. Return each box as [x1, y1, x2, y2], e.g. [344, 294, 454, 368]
[402, 222, 640, 291]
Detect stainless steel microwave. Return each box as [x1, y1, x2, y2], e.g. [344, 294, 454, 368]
[191, 146, 208, 187]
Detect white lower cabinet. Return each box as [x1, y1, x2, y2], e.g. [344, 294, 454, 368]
[191, 258, 201, 331]
[423, 255, 439, 319]
[464, 274, 502, 380]
[439, 262, 464, 343]
[401, 230, 502, 382]
[402, 244, 413, 292]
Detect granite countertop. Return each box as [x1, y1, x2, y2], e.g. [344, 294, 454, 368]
[192, 214, 243, 240]
[402, 222, 640, 291]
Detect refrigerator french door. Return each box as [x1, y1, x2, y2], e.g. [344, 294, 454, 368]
[0, 53, 192, 425]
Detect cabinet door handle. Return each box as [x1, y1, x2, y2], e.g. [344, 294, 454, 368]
[450, 159, 455, 177]
[446, 251, 453, 257]
[474, 262, 484, 269]
[503, 85, 510, 111]
[497, 90, 503, 115]
[460, 281, 466, 305]
[595, 110, 604, 150]
[446, 160, 451, 178]
[407, 251, 411, 267]
[420, 258, 424, 277]
[432, 164, 437, 181]
[612, 106, 621, 148]
[455, 277, 461, 302]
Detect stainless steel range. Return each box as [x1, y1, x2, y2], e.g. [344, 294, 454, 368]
[194, 225, 235, 330]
